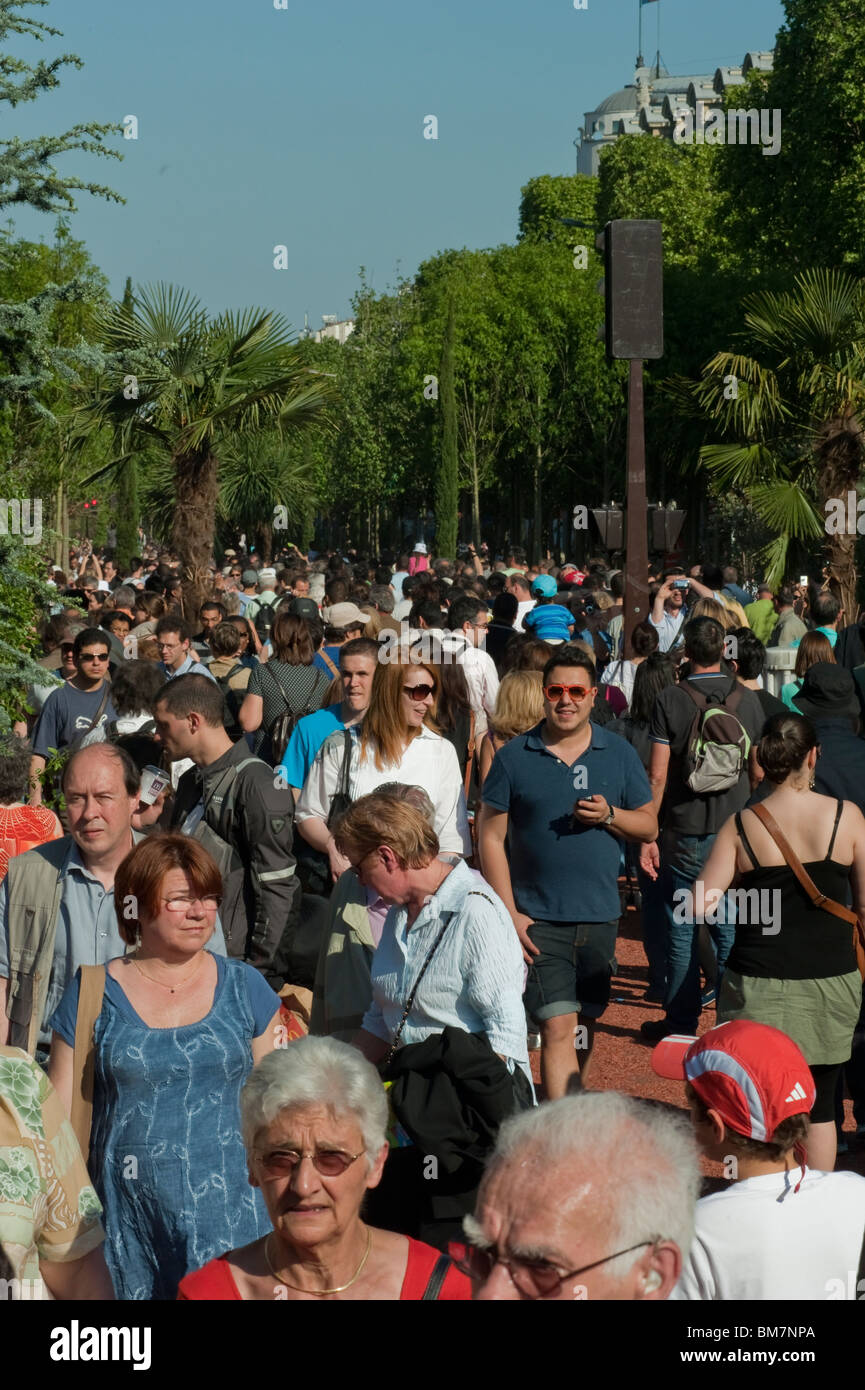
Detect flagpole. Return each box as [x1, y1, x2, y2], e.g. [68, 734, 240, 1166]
[656, 0, 661, 72]
[638, 0, 643, 67]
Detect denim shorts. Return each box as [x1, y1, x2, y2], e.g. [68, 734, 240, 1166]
[524, 919, 619, 1022]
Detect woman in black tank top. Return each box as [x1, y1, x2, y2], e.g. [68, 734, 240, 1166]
[692, 712, 865, 1173]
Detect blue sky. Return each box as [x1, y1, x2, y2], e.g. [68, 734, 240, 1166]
[9, 0, 785, 332]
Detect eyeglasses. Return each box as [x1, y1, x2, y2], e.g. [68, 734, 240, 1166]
[544, 684, 592, 701]
[351, 848, 381, 884]
[403, 683, 435, 701]
[161, 895, 221, 912]
[257, 1147, 364, 1179]
[449, 1236, 660, 1299]
[79, 652, 110, 663]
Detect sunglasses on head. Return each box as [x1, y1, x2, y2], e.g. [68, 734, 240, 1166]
[403, 683, 435, 701]
[544, 683, 592, 701]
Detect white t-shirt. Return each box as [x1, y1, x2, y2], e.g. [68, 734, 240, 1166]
[672, 1167, 865, 1301]
[602, 657, 637, 707]
[515, 599, 535, 630]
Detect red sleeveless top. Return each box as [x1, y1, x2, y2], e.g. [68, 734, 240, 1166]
[178, 1237, 470, 1301]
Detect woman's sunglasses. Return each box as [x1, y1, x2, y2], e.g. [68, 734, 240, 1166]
[403, 683, 436, 701]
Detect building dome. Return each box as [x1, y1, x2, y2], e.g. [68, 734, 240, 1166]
[594, 86, 638, 115]
[575, 49, 774, 175]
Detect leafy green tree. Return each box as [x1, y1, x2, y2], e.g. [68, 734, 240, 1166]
[408, 249, 509, 546]
[0, 1, 120, 416]
[328, 274, 424, 553]
[718, 0, 865, 275]
[492, 240, 626, 560]
[596, 138, 726, 269]
[0, 530, 61, 733]
[518, 174, 598, 246]
[680, 269, 865, 616]
[80, 284, 335, 615]
[435, 299, 459, 557]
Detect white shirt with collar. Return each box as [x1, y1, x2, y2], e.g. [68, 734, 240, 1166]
[361, 857, 531, 1078]
[436, 631, 499, 737]
[297, 723, 471, 856]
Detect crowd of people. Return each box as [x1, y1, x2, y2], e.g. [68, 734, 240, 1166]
[2, 538, 865, 1301]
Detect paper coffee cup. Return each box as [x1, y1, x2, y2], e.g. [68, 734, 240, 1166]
[139, 764, 170, 806]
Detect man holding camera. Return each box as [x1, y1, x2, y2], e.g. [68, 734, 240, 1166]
[649, 572, 719, 653]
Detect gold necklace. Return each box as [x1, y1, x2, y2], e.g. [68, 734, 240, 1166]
[130, 953, 206, 994]
[264, 1228, 372, 1296]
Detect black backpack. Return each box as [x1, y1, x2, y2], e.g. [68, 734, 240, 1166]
[254, 598, 277, 645]
[261, 662, 331, 766]
[215, 664, 245, 739]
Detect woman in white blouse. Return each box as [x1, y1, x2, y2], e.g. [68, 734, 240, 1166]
[296, 653, 471, 881]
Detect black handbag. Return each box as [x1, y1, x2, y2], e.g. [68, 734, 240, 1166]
[326, 728, 353, 828]
[296, 728, 354, 897]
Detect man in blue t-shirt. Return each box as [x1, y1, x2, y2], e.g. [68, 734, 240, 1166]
[278, 638, 377, 796]
[479, 644, 657, 1099]
[29, 628, 118, 806]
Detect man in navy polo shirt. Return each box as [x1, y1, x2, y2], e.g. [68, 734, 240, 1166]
[479, 645, 657, 1099]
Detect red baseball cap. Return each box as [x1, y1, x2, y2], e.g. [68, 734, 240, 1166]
[651, 1020, 815, 1141]
[560, 567, 584, 585]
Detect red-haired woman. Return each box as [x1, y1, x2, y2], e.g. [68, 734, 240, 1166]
[296, 652, 471, 881]
[47, 834, 282, 1300]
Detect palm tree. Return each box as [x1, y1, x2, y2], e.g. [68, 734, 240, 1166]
[79, 283, 336, 613]
[218, 430, 321, 562]
[670, 269, 865, 620]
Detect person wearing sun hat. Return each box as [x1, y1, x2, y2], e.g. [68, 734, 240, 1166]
[522, 576, 576, 645]
[408, 542, 429, 577]
[653, 1020, 865, 1300]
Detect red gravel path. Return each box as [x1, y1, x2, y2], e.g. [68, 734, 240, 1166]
[529, 899, 865, 1182]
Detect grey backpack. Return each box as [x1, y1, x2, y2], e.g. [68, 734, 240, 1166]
[682, 680, 752, 794]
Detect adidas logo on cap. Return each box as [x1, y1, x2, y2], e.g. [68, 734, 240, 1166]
[785, 1082, 807, 1104]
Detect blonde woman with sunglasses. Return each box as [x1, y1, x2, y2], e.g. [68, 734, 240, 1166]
[296, 651, 472, 883]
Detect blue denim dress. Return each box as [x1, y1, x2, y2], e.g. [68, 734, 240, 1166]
[86, 958, 270, 1299]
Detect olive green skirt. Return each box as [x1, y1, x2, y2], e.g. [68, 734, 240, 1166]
[718, 969, 861, 1066]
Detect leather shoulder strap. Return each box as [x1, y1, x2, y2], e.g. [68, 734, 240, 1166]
[319, 648, 340, 679]
[750, 803, 858, 927]
[421, 1252, 453, 1301]
[70, 964, 106, 1167]
[463, 711, 476, 800]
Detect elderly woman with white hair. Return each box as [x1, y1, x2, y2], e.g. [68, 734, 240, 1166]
[177, 1036, 470, 1300]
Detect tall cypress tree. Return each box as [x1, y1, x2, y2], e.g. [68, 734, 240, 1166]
[111, 276, 140, 570]
[435, 299, 459, 558]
